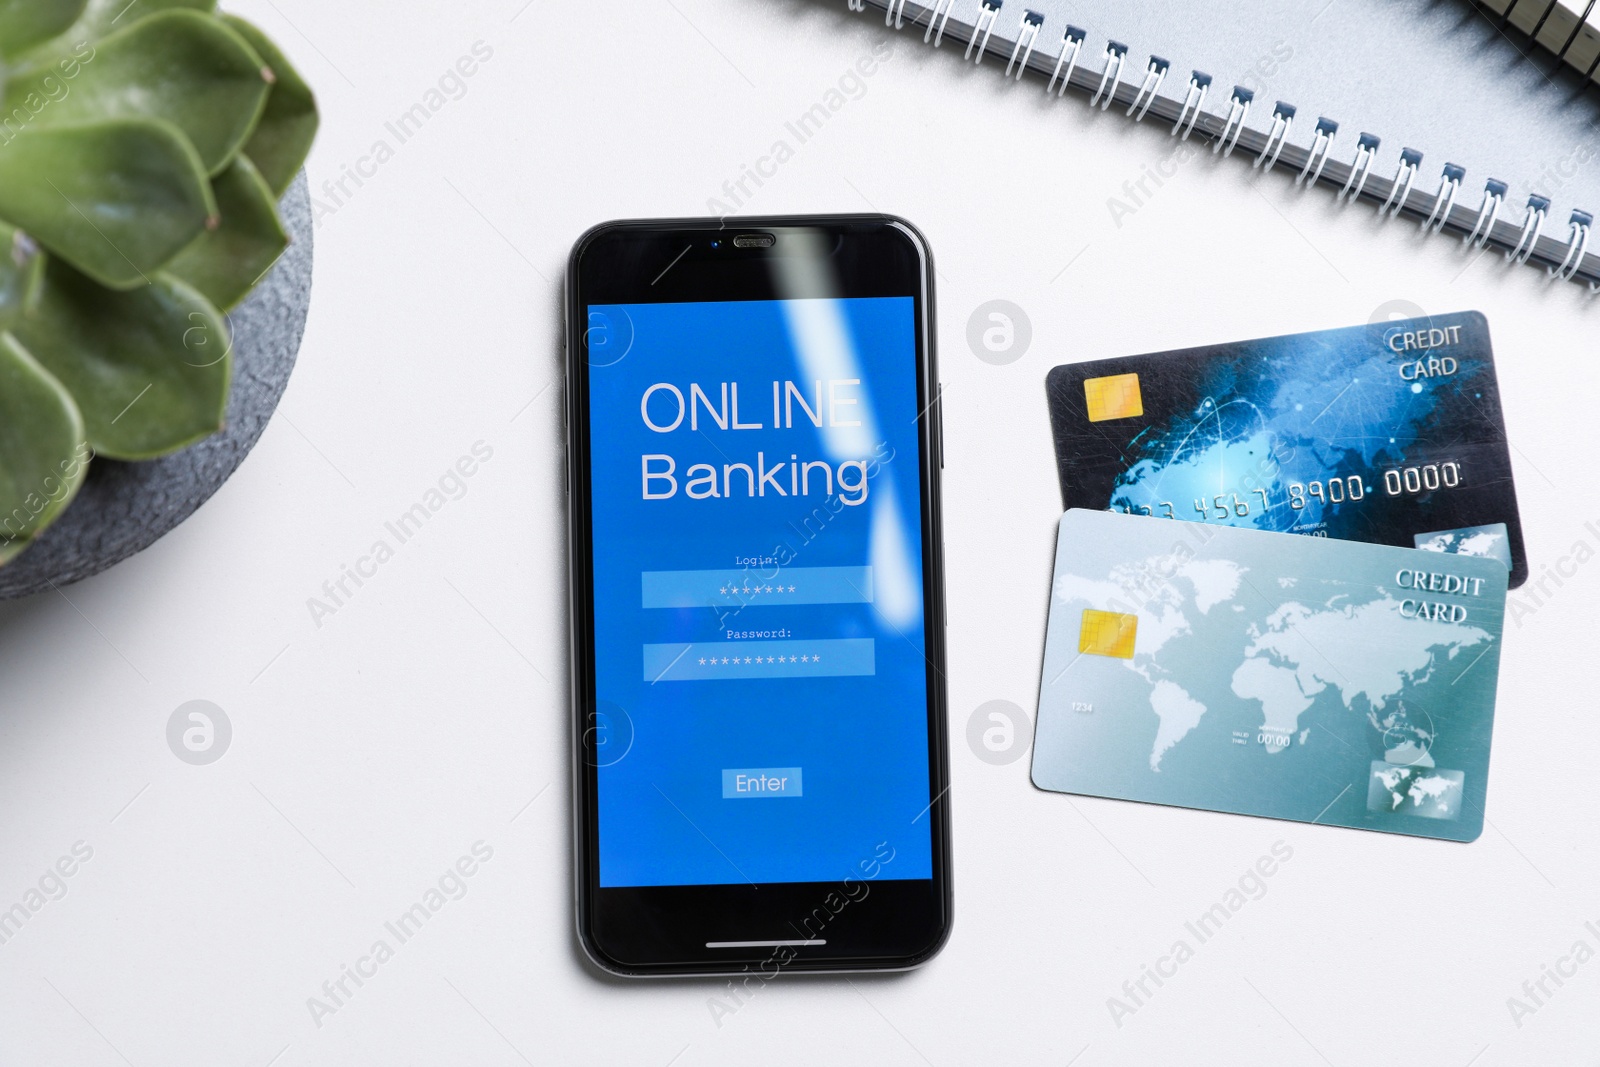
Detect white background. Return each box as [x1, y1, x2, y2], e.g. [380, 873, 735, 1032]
[2, 1, 1597, 1063]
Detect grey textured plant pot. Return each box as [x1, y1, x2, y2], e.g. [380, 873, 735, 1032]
[0, 173, 314, 600]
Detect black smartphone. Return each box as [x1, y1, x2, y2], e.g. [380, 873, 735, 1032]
[564, 215, 951, 977]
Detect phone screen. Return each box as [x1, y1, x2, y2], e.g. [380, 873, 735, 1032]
[585, 295, 933, 888]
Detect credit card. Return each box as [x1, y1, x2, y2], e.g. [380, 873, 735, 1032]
[1044, 311, 1528, 588]
[1032, 510, 1508, 842]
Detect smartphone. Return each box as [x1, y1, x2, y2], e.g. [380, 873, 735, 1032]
[564, 215, 951, 977]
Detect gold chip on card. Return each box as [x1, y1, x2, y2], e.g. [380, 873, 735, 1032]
[1083, 373, 1144, 422]
[1078, 609, 1138, 659]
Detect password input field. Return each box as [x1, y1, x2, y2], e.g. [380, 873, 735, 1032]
[642, 638, 874, 681]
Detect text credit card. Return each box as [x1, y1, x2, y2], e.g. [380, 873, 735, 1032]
[1032, 510, 1508, 842]
[1044, 311, 1527, 587]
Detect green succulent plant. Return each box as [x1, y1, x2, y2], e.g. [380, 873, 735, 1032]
[0, 0, 317, 565]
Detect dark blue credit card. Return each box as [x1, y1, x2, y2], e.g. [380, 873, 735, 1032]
[1045, 311, 1528, 588]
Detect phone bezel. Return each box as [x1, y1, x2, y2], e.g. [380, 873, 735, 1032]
[564, 215, 951, 977]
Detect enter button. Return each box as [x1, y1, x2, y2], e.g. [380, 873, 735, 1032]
[721, 767, 803, 799]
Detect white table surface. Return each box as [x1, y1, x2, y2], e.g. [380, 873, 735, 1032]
[2, 1, 1596, 1063]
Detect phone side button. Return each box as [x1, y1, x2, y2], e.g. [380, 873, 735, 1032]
[937, 388, 945, 469]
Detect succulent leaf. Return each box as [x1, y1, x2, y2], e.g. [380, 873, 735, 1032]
[0, 330, 89, 544]
[45, 0, 216, 43]
[0, 0, 89, 59]
[222, 15, 318, 197]
[0, 222, 46, 327]
[12, 258, 231, 460]
[3, 9, 272, 175]
[167, 154, 287, 311]
[0, 119, 215, 290]
[0, 3, 315, 565]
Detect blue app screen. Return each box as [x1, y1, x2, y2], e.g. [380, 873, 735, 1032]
[586, 296, 934, 887]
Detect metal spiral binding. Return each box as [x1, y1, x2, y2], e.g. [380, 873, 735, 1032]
[1171, 71, 1211, 140]
[966, 0, 1002, 63]
[1214, 87, 1252, 157]
[1464, 180, 1507, 248]
[841, 0, 1600, 289]
[1253, 102, 1295, 173]
[924, 0, 956, 46]
[1088, 41, 1128, 110]
[1045, 26, 1086, 96]
[1378, 148, 1423, 219]
[1508, 195, 1550, 264]
[1338, 133, 1381, 202]
[1295, 118, 1338, 187]
[1004, 11, 1045, 79]
[1126, 56, 1169, 121]
[1420, 164, 1465, 234]
[1550, 210, 1591, 280]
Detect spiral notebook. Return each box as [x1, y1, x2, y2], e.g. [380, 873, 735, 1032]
[1488, 0, 1600, 75]
[831, 0, 1600, 288]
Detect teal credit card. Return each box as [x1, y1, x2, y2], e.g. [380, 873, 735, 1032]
[1032, 510, 1508, 841]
